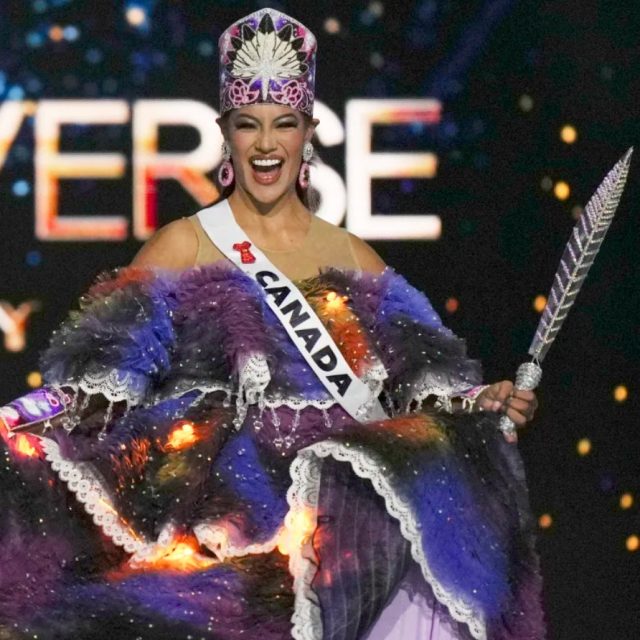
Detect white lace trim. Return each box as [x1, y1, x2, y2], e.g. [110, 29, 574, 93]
[286, 441, 487, 640]
[238, 352, 271, 404]
[39, 436, 148, 554]
[76, 366, 148, 406]
[262, 394, 337, 411]
[193, 519, 280, 561]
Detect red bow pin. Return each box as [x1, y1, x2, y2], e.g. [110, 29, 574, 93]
[232, 241, 256, 264]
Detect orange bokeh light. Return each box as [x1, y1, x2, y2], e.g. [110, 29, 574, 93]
[577, 438, 592, 456]
[539, 513, 553, 529]
[445, 297, 459, 313]
[533, 295, 547, 313]
[560, 125, 578, 144]
[620, 493, 634, 510]
[554, 181, 571, 201]
[49, 25, 64, 41]
[626, 535, 639, 552]
[613, 385, 628, 403]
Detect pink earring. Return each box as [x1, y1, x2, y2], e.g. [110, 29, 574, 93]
[298, 141, 313, 189]
[218, 142, 234, 187]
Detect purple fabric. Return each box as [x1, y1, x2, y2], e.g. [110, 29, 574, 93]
[0, 263, 546, 639]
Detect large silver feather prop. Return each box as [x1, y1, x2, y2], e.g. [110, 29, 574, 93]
[499, 147, 634, 442]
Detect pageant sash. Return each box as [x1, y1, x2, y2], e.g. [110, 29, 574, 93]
[196, 200, 387, 421]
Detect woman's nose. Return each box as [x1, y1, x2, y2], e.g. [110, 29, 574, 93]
[255, 128, 276, 153]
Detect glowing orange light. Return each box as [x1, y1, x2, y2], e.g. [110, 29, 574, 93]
[613, 385, 628, 403]
[126, 7, 146, 26]
[26, 371, 42, 388]
[554, 181, 571, 201]
[620, 493, 634, 510]
[166, 421, 198, 451]
[278, 507, 316, 555]
[158, 540, 216, 570]
[125, 537, 216, 574]
[560, 125, 577, 144]
[538, 513, 553, 529]
[533, 295, 547, 313]
[49, 25, 64, 41]
[577, 438, 591, 456]
[626, 535, 639, 552]
[325, 291, 346, 311]
[15, 434, 39, 458]
[445, 297, 459, 313]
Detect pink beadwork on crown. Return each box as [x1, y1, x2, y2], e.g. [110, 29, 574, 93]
[219, 8, 316, 117]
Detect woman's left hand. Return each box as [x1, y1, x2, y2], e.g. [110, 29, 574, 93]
[475, 380, 538, 426]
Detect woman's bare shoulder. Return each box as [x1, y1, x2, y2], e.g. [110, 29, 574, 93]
[130, 217, 198, 270]
[347, 232, 387, 275]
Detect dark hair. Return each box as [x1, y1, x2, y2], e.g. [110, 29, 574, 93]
[210, 111, 320, 212]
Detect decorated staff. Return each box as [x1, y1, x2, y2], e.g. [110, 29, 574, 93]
[500, 147, 634, 442]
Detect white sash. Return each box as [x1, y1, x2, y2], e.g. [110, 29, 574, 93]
[196, 200, 387, 421]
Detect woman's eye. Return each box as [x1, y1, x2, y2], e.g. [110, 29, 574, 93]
[236, 122, 255, 129]
[278, 121, 297, 128]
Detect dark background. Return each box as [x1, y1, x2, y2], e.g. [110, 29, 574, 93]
[1, 1, 638, 637]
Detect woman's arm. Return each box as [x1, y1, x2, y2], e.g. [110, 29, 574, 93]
[131, 218, 199, 269]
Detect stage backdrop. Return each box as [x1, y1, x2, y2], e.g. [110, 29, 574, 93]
[1, 1, 638, 638]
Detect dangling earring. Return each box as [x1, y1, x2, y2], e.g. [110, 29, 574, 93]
[298, 141, 313, 189]
[218, 141, 234, 187]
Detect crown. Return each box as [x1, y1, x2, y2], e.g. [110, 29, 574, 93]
[219, 8, 317, 117]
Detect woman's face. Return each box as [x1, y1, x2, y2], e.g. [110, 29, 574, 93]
[222, 104, 315, 205]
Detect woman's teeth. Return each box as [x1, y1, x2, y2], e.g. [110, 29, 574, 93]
[250, 158, 283, 184]
[251, 159, 282, 171]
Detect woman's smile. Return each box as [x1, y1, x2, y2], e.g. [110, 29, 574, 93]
[249, 154, 284, 185]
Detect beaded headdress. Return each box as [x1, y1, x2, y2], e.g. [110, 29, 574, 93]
[218, 8, 317, 117]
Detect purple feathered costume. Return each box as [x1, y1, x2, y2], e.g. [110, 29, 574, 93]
[0, 263, 545, 640]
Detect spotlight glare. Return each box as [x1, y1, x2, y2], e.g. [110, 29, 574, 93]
[626, 535, 639, 552]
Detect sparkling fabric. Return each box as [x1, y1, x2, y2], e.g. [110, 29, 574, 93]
[0, 263, 545, 639]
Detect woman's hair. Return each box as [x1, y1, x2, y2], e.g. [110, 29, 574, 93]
[210, 112, 320, 212]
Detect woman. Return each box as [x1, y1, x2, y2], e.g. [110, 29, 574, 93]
[0, 8, 543, 640]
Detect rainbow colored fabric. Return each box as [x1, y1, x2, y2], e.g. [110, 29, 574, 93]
[0, 264, 545, 639]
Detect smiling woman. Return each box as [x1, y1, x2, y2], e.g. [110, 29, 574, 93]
[0, 7, 543, 640]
